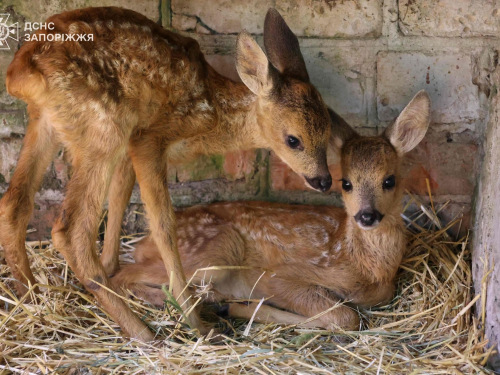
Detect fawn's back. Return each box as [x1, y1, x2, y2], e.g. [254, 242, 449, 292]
[7, 7, 218, 141]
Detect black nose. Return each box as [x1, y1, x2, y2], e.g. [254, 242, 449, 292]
[354, 210, 384, 227]
[360, 212, 376, 226]
[305, 174, 332, 192]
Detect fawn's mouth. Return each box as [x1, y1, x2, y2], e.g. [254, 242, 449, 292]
[304, 174, 332, 192]
[356, 221, 381, 230]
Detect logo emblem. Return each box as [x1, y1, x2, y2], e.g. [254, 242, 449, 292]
[0, 14, 19, 50]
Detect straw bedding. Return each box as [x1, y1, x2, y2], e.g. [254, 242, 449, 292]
[0, 193, 495, 374]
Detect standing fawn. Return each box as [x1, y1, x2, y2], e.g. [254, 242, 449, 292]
[112, 91, 431, 330]
[0, 8, 333, 341]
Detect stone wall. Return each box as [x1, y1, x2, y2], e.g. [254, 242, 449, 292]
[0, 0, 498, 369]
[472, 60, 500, 370]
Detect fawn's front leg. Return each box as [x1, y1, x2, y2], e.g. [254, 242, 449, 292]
[129, 133, 208, 336]
[230, 285, 359, 330]
[227, 302, 327, 328]
[229, 271, 360, 330]
[268, 277, 360, 330]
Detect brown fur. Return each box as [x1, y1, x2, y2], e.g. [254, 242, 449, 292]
[0, 7, 332, 341]
[112, 92, 431, 330]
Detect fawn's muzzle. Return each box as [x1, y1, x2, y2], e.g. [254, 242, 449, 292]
[354, 209, 384, 228]
[305, 174, 332, 192]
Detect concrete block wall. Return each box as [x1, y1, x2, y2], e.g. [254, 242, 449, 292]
[0, 0, 499, 369]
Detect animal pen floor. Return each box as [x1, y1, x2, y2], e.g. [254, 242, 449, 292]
[0, 194, 495, 374]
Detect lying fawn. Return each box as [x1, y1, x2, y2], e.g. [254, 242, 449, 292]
[112, 91, 431, 330]
[0, 8, 333, 340]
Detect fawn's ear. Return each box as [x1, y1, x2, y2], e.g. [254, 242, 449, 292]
[384, 90, 431, 155]
[263, 8, 309, 82]
[328, 108, 358, 156]
[236, 31, 272, 95]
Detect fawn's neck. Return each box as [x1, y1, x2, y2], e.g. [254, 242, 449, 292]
[213, 77, 264, 149]
[167, 69, 268, 163]
[346, 207, 406, 283]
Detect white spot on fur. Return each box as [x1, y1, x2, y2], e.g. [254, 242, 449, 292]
[323, 216, 339, 229]
[270, 221, 290, 235]
[196, 99, 213, 112]
[199, 215, 214, 224]
[204, 227, 219, 238]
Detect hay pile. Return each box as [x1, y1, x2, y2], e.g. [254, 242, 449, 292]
[0, 194, 495, 374]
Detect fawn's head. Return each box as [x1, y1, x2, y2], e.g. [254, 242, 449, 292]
[331, 91, 431, 230]
[235, 9, 332, 192]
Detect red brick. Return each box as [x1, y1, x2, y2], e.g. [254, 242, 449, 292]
[270, 152, 306, 191]
[52, 155, 70, 186]
[402, 130, 479, 196]
[402, 165, 439, 195]
[29, 198, 62, 241]
[223, 150, 256, 180]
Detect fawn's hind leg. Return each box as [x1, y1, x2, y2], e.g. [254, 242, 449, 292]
[51, 144, 153, 341]
[0, 107, 58, 296]
[101, 155, 136, 276]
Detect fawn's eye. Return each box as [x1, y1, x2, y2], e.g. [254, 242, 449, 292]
[286, 136, 301, 149]
[341, 178, 352, 192]
[383, 175, 396, 190]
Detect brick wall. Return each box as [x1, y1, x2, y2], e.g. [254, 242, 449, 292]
[0, 0, 496, 239]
